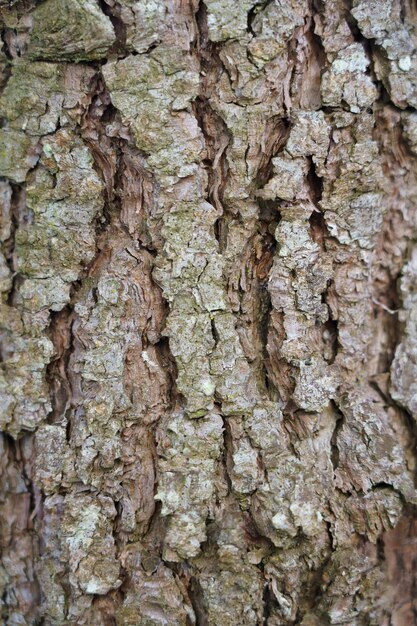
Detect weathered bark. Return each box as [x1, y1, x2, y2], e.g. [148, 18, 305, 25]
[1, 0, 417, 624]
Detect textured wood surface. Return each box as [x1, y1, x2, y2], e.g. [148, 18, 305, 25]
[1, 1, 417, 624]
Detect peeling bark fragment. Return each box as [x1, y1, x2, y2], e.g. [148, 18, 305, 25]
[117, 547, 195, 625]
[0, 307, 53, 435]
[352, 0, 417, 109]
[251, 407, 334, 550]
[26, 0, 115, 62]
[0, 128, 40, 182]
[3, 131, 103, 434]
[317, 546, 382, 625]
[62, 493, 121, 595]
[285, 110, 330, 172]
[0, 61, 95, 135]
[210, 312, 260, 414]
[0, 64, 103, 438]
[194, 502, 265, 625]
[115, 0, 199, 54]
[17, 130, 104, 307]
[256, 155, 310, 202]
[321, 113, 385, 249]
[293, 357, 337, 412]
[249, 0, 307, 54]
[116, 0, 166, 54]
[34, 424, 67, 492]
[155, 412, 223, 560]
[347, 488, 402, 542]
[164, 311, 216, 415]
[35, 494, 67, 624]
[391, 246, 417, 417]
[335, 387, 416, 502]
[321, 42, 378, 112]
[68, 245, 168, 491]
[314, 0, 353, 57]
[103, 51, 202, 179]
[205, 0, 256, 42]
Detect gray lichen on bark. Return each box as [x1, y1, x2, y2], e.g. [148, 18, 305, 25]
[1, 0, 417, 625]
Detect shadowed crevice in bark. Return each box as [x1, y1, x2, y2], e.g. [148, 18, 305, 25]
[188, 576, 209, 626]
[98, 0, 128, 57]
[330, 401, 345, 472]
[45, 305, 74, 426]
[255, 116, 292, 189]
[193, 1, 231, 254]
[193, 96, 230, 249]
[2, 183, 23, 307]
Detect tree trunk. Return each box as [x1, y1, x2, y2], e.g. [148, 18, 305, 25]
[1, 0, 417, 624]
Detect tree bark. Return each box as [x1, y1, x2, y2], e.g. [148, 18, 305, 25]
[1, 0, 417, 624]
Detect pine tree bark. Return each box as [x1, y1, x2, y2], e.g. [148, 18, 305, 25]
[1, 0, 417, 624]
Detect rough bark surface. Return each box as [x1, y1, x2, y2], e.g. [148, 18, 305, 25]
[1, 0, 417, 624]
